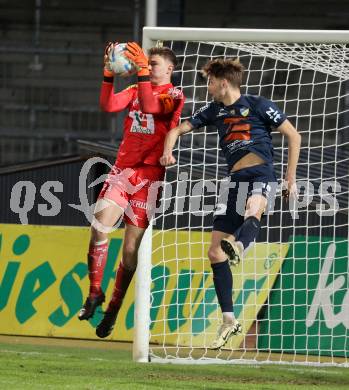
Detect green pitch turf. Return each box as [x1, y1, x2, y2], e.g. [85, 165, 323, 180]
[1, 337, 349, 390]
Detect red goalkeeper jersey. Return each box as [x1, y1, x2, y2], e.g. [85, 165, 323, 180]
[100, 81, 185, 168]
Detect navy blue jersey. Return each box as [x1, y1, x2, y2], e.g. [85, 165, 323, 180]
[188, 94, 287, 171]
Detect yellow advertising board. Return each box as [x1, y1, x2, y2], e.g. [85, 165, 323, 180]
[0, 224, 289, 347]
[150, 231, 289, 348]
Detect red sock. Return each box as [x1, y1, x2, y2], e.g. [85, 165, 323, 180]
[107, 261, 135, 312]
[88, 242, 108, 296]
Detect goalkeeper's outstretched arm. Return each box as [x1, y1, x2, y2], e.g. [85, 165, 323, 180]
[160, 120, 194, 166]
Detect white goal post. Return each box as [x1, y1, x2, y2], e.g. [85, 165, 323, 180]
[134, 27, 349, 365]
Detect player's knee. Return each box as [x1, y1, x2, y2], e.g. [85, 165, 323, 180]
[122, 243, 138, 271]
[208, 246, 223, 264]
[244, 207, 262, 220]
[90, 225, 108, 243]
[91, 215, 114, 235]
[123, 241, 138, 260]
[245, 197, 267, 220]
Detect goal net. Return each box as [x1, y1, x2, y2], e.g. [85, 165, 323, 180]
[135, 28, 349, 366]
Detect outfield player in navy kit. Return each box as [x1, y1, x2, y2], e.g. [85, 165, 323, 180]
[160, 58, 301, 349]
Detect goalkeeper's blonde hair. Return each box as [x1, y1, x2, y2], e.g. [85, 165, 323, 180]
[202, 58, 244, 88]
[148, 46, 178, 67]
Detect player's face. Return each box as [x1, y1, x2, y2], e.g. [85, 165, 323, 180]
[207, 75, 227, 102]
[149, 55, 173, 85]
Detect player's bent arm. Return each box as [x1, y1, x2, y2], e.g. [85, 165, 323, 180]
[99, 82, 134, 112]
[124, 42, 171, 115]
[277, 119, 301, 186]
[169, 94, 185, 129]
[160, 120, 194, 166]
[138, 82, 174, 114]
[100, 42, 134, 112]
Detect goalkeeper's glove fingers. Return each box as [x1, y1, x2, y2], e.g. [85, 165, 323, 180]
[125, 42, 149, 77]
[103, 41, 118, 77]
[104, 41, 115, 58]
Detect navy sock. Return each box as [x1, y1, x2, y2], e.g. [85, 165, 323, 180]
[234, 216, 261, 249]
[211, 260, 233, 313]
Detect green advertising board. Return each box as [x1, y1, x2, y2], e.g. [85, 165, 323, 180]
[258, 236, 349, 357]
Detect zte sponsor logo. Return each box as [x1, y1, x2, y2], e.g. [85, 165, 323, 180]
[266, 107, 282, 123]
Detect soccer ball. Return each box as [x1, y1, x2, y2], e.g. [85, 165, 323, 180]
[108, 43, 139, 76]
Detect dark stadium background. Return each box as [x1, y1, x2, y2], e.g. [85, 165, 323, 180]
[0, 0, 347, 238]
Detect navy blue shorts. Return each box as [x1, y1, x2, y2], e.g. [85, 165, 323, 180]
[213, 163, 277, 235]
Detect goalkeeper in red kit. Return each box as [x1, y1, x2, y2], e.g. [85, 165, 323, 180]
[78, 42, 185, 338]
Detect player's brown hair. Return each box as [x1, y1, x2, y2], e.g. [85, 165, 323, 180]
[148, 46, 178, 67]
[202, 58, 244, 88]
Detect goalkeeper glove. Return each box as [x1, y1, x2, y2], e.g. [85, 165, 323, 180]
[125, 42, 149, 77]
[103, 41, 115, 77]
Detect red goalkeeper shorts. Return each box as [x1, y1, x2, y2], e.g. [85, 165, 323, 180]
[98, 164, 165, 229]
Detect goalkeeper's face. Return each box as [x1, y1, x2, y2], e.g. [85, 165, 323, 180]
[149, 55, 174, 85]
